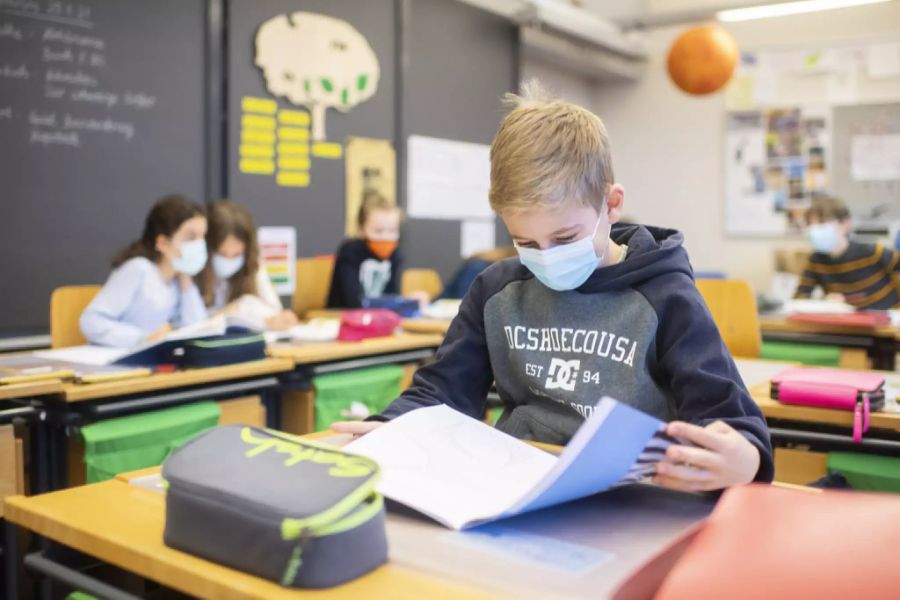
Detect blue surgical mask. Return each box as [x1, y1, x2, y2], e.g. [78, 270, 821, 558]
[172, 238, 208, 276]
[213, 253, 245, 280]
[515, 214, 607, 291]
[807, 222, 841, 254]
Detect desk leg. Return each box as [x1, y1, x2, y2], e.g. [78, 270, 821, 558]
[3, 520, 18, 600]
[870, 339, 897, 371]
[30, 416, 50, 495]
[262, 386, 282, 430]
[46, 420, 69, 492]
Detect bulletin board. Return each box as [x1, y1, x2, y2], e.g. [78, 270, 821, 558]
[723, 37, 900, 237]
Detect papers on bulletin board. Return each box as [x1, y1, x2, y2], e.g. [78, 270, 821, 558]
[851, 134, 900, 181]
[460, 219, 495, 259]
[866, 42, 900, 79]
[407, 135, 492, 220]
[724, 113, 786, 236]
[258, 226, 296, 295]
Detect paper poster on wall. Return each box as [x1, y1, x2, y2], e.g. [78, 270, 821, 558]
[345, 137, 396, 235]
[866, 42, 900, 79]
[851, 134, 900, 181]
[407, 135, 493, 221]
[258, 226, 297, 295]
[727, 40, 900, 111]
[460, 219, 496, 259]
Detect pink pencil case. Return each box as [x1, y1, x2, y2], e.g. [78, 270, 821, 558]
[770, 368, 885, 442]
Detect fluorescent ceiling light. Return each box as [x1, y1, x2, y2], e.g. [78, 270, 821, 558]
[717, 0, 892, 22]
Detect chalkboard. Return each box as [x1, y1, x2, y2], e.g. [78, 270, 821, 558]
[0, 0, 208, 336]
[226, 0, 396, 259]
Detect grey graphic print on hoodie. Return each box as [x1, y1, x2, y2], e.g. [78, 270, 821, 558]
[380, 224, 774, 482]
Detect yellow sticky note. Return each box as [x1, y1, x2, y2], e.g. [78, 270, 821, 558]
[242, 114, 276, 129]
[239, 159, 275, 174]
[312, 142, 343, 159]
[240, 144, 275, 158]
[277, 171, 310, 187]
[241, 129, 276, 144]
[278, 127, 310, 142]
[278, 156, 311, 170]
[241, 97, 277, 115]
[278, 143, 310, 156]
[278, 110, 311, 126]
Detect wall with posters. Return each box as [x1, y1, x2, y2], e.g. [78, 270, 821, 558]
[724, 40, 900, 237]
[591, 0, 900, 291]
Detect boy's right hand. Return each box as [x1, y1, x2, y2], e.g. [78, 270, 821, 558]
[331, 421, 384, 436]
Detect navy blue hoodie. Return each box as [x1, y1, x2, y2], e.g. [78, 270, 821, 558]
[381, 224, 774, 483]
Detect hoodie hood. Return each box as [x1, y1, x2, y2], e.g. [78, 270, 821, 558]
[576, 224, 693, 293]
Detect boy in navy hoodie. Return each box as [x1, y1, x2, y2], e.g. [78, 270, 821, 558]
[336, 83, 773, 491]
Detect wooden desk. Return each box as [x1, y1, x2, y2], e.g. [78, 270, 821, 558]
[736, 358, 900, 434]
[737, 358, 900, 484]
[400, 318, 452, 335]
[759, 314, 899, 370]
[59, 359, 294, 403]
[0, 380, 63, 402]
[749, 381, 900, 434]
[3, 477, 490, 600]
[4, 460, 716, 600]
[42, 359, 295, 492]
[269, 333, 444, 365]
[302, 309, 453, 337]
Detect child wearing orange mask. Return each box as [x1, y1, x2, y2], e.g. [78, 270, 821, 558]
[327, 192, 411, 308]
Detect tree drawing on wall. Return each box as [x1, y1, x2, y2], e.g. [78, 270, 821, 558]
[255, 12, 380, 142]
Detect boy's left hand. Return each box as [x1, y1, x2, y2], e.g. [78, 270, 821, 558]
[653, 420, 760, 492]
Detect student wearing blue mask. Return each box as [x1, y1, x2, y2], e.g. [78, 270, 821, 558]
[795, 197, 900, 309]
[197, 200, 298, 330]
[80, 195, 209, 347]
[333, 83, 774, 493]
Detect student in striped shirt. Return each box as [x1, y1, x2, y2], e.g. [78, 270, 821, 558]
[795, 197, 900, 310]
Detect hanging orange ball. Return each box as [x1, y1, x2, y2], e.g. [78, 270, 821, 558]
[667, 25, 739, 95]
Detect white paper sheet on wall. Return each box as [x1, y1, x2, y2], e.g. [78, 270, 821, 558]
[866, 42, 900, 79]
[258, 226, 297, 295]
[851, 134, 900, 181]
[407, 135, 493, 221]
[460, 219, 496, 259]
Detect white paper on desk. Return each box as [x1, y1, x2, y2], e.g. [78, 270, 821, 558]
[782, 299, 856, 315]
[345, 398, 668, 530]
[33, 345, 128, 366]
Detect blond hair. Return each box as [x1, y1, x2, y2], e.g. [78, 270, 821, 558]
[357, 190, 401, 230]
[489, 80, 614, 213]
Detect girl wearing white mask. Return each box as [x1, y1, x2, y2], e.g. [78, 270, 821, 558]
[81, 195, 209, 347]
[198, 200, 298, 331]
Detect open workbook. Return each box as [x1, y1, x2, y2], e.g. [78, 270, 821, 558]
[344, 398, 674, 530]
[32, 316, 238, 367]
